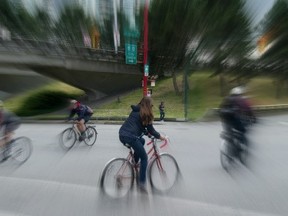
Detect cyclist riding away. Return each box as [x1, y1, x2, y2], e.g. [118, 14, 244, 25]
[219, 87, 256, 150]
[119, 97, 166, 193]
[68, 100, 94, 141]
[0, 100, 21, 161]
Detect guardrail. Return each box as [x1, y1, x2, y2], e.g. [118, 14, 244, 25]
[201, 104, 288, 121]
[0, 38, 144, 64]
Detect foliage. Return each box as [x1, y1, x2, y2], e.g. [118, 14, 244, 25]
[4, 82, 84, 116]
[54, 5, 96, 46]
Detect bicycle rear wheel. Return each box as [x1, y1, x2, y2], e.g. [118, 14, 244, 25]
[10, 137, 32, 163]
[149, 153, 179, 193]
[100, 158, 134, 198]
[84, 126, 97, 146]
[220, 140, 232, 171]
[60, 128, 76, 150]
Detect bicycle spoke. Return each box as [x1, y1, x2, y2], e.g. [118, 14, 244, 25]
[60, 128, 76, 149]
[84, 127, 97, 146]
[10, 137, 32, 163]
[149, 153, 179, 193]
[100, 158, 134, 198]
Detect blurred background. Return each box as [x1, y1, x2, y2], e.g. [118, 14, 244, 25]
[0, 0, 287, 120]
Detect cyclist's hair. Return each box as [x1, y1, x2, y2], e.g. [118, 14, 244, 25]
[140, 97, 154, 126]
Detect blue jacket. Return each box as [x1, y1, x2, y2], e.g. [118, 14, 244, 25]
[68, 104, 92, 121]
[119, 105, 160, 139]
[0, 110, 21, 133]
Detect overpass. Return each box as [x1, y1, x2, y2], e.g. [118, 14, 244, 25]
[0, 38, 142, 99]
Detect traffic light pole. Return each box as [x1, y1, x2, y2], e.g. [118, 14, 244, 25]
[143, 0, 149, 97]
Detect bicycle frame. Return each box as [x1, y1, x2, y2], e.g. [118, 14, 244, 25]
[116, 137, 168, 178]
[70, 122, 89, 137]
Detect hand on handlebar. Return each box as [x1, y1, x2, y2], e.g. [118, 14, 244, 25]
[160, 135, 167, 141]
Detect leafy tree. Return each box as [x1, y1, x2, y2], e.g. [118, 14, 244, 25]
[259, 0, 288, 98]
[148, 0, 252, 95]
[54, 5, 95, 46]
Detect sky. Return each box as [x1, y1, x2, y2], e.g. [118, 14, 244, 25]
[244, 0, 276, 27]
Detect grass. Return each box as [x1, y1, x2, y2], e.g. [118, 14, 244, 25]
[96, 71, 288, 120]
[4, 71, 288, 120]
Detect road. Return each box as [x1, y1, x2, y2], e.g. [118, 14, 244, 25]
[0, 115, 287, 216]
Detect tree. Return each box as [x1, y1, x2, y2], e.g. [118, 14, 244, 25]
[258, 0, 288, 98]
[148, 0, 252, 96]
[54, 5, 95, 47]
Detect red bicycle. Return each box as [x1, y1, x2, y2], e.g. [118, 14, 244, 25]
[100, 134, 179, 198]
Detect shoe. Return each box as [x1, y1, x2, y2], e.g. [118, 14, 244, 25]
[138, 184, 148, 194]
[81, 133, 86, 139]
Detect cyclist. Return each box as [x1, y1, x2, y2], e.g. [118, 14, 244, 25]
[119, 97, 166, 193]
[219, 87, 256, 151]
[0, 100, 21, 161]
[68, 100, 93, 141]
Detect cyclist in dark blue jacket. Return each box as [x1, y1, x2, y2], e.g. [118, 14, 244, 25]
[68, 100, 93, 141]
[0, 100, 21, 161]
[119, 97, 166, 193]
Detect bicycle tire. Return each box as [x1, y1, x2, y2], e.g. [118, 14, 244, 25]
[100, 158, 134, 198]
[149, 153, 179, 193]
[60, 128, 77, 150]
[239, 143, 249, 166]
[220, 140, 232, 171]
[10, 137, 32, 163]
[84, 126, 97, 146]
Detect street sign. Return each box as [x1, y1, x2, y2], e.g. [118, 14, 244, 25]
[144, 64, 149, 76]
[125, 43, 137, 64]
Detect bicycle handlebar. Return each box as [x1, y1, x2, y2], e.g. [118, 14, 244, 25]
[146, 136, 169, 149]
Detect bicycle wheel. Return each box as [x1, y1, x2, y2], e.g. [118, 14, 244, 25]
[239, 143, 249, 166]
[220, 140, 233, 171]
[84, 126, 97, 146]
[10, 137, 32, 163]
[60, 128, 77, 150]
[149, 153, 179, 193]
[100, 158, 134, 198]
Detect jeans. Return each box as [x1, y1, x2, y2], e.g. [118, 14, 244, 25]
[119, 135, 147, 185]
[160, 111, 165, 121]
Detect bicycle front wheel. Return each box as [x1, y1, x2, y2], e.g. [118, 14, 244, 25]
[149, 153, 179, 193]
[100, 158, 134, 198]
[60, 128, 76, 150]
[10, 137, 33, 163]
[84, 126, 97, 146]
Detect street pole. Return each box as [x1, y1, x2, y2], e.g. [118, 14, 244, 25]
[184, 65, 188, 120]
[143, 0, 149, 97]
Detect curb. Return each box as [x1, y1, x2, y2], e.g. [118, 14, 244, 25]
[19, 104, 288, 123]
[20, 117, 183, 124]
[199, 104, 288, 122]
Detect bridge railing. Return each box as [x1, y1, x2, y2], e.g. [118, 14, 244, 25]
[0, 37, 143, 63]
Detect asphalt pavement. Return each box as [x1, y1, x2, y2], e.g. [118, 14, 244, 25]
[0, 115, 287, 216]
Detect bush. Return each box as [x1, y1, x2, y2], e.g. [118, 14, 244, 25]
[15, 90, 79, 116]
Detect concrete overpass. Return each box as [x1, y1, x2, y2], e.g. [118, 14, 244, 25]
[0, 67, 52, 99]
[0, 39, 142, 99]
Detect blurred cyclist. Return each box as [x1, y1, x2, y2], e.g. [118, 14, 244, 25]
[68, 100, 94, 141]
[119, 97, 166, 193]
[219, 86, 256, 146]
[0, 100, 21, 161]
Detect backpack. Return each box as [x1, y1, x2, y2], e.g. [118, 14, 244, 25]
[86, 105, 94, 114]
